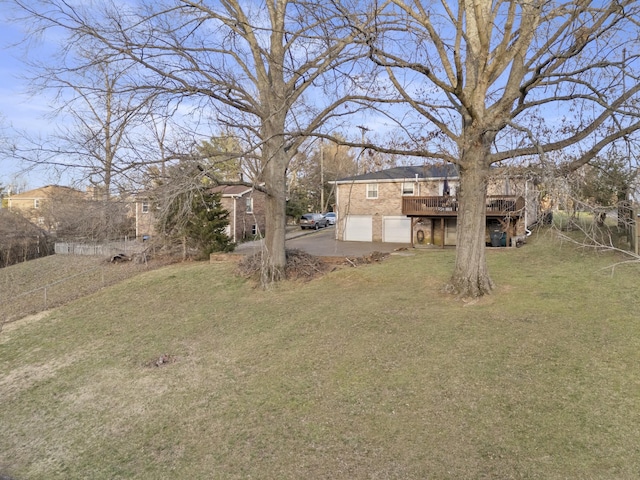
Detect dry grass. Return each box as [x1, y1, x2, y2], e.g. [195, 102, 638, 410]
[2, 230, 640, 479]
[0, 254, 174, 324]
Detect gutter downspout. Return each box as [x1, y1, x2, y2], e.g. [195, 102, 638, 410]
[233, 197, 237, 243]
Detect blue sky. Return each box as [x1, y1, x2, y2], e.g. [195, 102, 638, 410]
[0, 4, 392, 192]
[0, 9, 62, 190]
[2, 1, 637, 194]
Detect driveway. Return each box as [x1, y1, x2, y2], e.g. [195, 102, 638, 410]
[234, 226, 412, 258]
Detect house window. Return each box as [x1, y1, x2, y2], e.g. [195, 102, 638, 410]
[402, 182, 415, 196]
[251, 224, 258, 235]
[366, 184, 378, 199]
[246, 197, 254, 214]
[34, 199, 41, 209]
[141, 202, 149, 213]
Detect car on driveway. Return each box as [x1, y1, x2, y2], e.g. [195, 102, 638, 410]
[323, 212, 336, 225]
[300, 213, 329, 230]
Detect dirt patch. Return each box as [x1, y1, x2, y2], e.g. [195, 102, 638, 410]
[0, 352, 82, 400]
[342, 251, 390, 266]
[144, 354, 178, 368]
[1, 311, 52, 336]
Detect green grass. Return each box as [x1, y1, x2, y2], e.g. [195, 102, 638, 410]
[2, 231, 640, 479]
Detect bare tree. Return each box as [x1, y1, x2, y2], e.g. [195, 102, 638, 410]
[357, 0, 640, 297]
[7, 43, 150, 197]
[198, 133, 256, 183]
[43, 192, 134, 241]
[7, 0, 374, 286]
[287, 138, 358, 213]
[0, 209, 52, 268]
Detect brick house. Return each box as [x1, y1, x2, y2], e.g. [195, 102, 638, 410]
[134, 185, 267, 243]
[333, 165, 539, 247]
[210, 185, 267, 243]
[5, 185, 86, 230]
[133, 194, 155, 240]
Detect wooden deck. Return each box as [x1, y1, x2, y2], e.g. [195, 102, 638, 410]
[402, 195, 525, 217]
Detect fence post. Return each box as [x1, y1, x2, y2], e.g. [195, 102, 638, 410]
[44, 287, 48, 310]
[635, 206, 639, 256]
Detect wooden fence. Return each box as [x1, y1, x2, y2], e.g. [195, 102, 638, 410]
[54, 241, 141, 257]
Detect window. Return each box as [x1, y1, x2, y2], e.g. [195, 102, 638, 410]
[34, 199, 40, 209]
[251, 224, 258, 235]
[402, 182, 415, 196]
[366, 184, 378, 199]
[245, 197, 254, 214]
[141, 202, 149, 213]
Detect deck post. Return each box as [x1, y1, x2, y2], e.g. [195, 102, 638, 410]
[430, 219, 434, 245]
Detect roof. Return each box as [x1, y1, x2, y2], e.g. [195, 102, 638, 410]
[336, 164, 459, 183]
[210, 185, 255, 197]
[7, 185, 84, 199]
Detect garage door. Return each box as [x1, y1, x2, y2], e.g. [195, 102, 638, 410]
[344, 215, 373, 242]
[383, 216, 411, 243]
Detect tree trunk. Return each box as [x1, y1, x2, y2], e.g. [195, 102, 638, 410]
[260, 145, 288, 287]
[447, 154, 494, 298]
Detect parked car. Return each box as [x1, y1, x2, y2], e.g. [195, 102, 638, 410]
[323, 212, 336, 225]
[300, 213, 329, 230]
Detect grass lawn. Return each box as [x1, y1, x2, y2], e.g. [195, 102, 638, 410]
[1, 230, 640, 479]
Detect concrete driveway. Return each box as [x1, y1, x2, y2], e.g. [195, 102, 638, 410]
[234, 226, 412, 258]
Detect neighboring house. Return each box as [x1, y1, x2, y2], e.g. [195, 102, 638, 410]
[333, 165, 539, 247]
[133, 194, 155, 240]
[5, 185, 86, 230]
[210, 185, 267, 243]
[133, 184, 266, 243]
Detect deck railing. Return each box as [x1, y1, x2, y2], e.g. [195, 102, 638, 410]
[402, 195, 524, 216]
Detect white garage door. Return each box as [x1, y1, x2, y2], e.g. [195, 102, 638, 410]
[344, 215, 373, 242]
[383, 216, 411, 243]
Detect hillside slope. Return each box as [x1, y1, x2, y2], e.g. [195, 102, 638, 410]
[2, 233, 640, 479]
[1, 253, 167, 323]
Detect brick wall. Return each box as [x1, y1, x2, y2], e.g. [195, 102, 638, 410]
[221, 190, 267, 242]
[335, 176, 534, 245]
[335, 179, 448, 241]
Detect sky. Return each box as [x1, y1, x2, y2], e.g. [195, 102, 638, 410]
[2, 1, 637, 195]
[0, 8, 76, 192]
[0, 6, 384, 193]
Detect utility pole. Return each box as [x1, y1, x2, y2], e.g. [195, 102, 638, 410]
[320, 140, 324, 212]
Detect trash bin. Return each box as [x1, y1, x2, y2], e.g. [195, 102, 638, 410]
[490, 230, 502, 247]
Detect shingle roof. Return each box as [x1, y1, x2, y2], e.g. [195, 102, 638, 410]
[210, 185, 253, 196]
[8, 185, 84, 198]
[336, 164, 458, 183]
